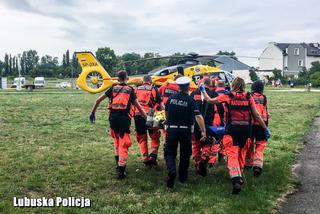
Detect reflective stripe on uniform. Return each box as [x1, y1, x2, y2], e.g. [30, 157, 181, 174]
[231, 121, 250, 125]
[168, 125, 190, 129]
[254, 97, 265, 104]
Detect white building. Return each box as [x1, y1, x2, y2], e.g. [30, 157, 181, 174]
[259, 42, 320, 76]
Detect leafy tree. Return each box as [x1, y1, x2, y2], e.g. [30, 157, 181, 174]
[308, 61, 320, 86]
[309, 61, 320, 74]
[62, 54, 66, 67]
[8, 55, 12, 74]
[33, 55, 59, 77]
[310, 72, 320, 87]
[217, 50, 237, 60]
[0, 60, 4, 76]
[296, 62, 320, 85]
[136, 52, 168, 74]
[4, 54, 9, 76]
[66, 50, 70, 66]
[249, 68, 259, 82]
[120, 53, 141, 75]
[96, 47, 118, 76]
[71, 53, 81, 77]
[272, 69, 283, 80]
[168, 52, 186, 66]
[22, 50, 39, 76]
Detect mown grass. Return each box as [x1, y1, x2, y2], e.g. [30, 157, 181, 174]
[0, 89, 320, 214]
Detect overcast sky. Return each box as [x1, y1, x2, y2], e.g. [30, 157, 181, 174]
[0, 0, 319, 66]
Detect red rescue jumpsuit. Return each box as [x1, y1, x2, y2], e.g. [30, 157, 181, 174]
[216, 92, 256, 184]
[106, 84, 136, 168]
[134, 83, 162, 164]
[245, 92, 269, 169]
[190, 88, 217, 173]
[207, 87, 228, 165]
[158, 83, 179, 142]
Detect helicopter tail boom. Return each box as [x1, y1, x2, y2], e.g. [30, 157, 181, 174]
[75, 52, 114, 94]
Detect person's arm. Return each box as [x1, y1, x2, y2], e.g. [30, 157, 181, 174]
[159, 103, 165, 111]
[133, 99, 147, 119]
[251, 104, 267, 130]
[91, 94, 107, 113]
[89, 94, 107, 123]
[195, 115, 206, 141]
[165, 97, 171, 119]
[190, 97, 206, 141]
[200, 87, 220, 104]
[154, 87, 164, 110]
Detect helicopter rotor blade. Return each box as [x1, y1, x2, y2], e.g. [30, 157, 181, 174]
[122, 55, 186, 64]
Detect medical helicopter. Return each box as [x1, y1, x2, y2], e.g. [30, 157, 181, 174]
[75, 51, 235, 94]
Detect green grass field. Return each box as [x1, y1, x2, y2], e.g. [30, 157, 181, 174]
[1, 89, 320, 213]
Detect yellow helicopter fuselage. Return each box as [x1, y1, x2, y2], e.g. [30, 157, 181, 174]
[75, 52, 224, 94]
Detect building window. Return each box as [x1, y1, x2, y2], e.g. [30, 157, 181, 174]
[294, 48, 300, 55]
[298, 59, 304, 67]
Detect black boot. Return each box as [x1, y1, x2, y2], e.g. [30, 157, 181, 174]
[218, 153, 225, 163]
[143, 159, 150, 167]
[115, 156, 119, 170]
[198, 159, 208, 177]
[179, 170, 188, 183]
[118, 166, 126, 179]
[167, 172, 176, 188]
[149, 154, 158, 167]
[253, 166, 262, 177]
[231, 177, 241, 194]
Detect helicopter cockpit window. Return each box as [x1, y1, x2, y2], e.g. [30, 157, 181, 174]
[210, 72, 226, 81]
[159, 69, 170, 76]
[225, 72, 235, 84]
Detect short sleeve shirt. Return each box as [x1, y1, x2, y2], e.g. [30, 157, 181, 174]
[105, 83, 137, 115]
[165, 91, 201, 126]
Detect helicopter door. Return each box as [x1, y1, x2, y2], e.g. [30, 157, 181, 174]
[177, 66, 184, 76]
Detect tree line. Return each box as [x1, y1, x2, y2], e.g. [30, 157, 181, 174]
[0, 50, 78, 78]
[0, 47, 237, 78]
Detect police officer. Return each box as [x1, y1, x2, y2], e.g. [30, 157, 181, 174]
[164, 76, 206, 188]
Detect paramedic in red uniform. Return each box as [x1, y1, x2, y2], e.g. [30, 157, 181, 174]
[158, 74, 182, 142]
[200, 77, 271, 194]
[247, 80, 270, 176]
[158, 74, 182, 105]
[134, 75, 163, 166]
[89, 70, 147, 179]
[190, 77, 217, 176]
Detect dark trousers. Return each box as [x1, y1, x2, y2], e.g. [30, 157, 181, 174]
[134, 115, 156, 135]
[164, 128, 192, 181]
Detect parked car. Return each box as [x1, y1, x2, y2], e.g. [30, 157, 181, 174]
[34, 77, 46, 88]
[12, 77, 26, 88]
[56, 82, 71, 88]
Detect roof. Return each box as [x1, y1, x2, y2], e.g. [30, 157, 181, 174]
[275, 43, 291, 51]
[274, 42, 320, 57]
[215, 56, 251, 72]
[301, 43, 320, 57]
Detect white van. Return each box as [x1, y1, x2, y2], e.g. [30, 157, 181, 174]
[12, 77, 26, 88]
[34, 77, 45, 88]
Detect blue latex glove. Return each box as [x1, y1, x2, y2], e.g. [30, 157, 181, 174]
[199, 83, 205, 92]
[265, 128, 271, 139]
[89, 112, 95, 124]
